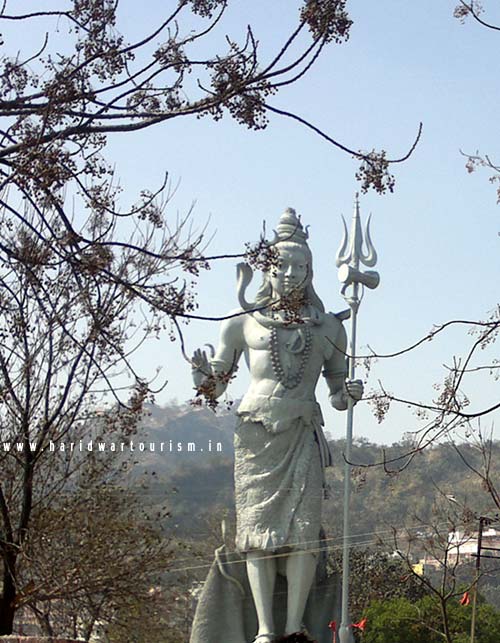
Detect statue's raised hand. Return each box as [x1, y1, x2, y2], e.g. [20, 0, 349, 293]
[191, 347, 213, 388]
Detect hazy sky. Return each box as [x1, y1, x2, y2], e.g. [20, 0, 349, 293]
[116, 0, 500, 444]
[7, 1, 500, 444]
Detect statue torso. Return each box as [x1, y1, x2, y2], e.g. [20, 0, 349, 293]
[241, 310, 338, 401]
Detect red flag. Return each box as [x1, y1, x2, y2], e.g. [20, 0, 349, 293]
[352, 617, 367, 632]
[460, 591, 470, 606]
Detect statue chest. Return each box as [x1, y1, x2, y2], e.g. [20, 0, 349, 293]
[245, 325, 306, 351]
[245, 322, 330, 388]
[245, 318, 330, 354]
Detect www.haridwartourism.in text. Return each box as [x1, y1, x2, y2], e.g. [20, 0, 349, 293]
[2, 440, 223, 453]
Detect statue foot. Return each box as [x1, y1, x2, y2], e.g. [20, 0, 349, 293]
[274, 631, 317, 643]
[253, 634, 275, 643]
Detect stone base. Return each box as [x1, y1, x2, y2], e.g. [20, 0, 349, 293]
[190, 546, 341, 643]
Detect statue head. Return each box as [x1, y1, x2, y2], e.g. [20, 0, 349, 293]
[254, 208, 325, 312]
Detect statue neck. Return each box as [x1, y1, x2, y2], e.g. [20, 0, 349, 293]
[252, 303, 324, 329]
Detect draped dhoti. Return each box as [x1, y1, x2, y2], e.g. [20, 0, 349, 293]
[234, 395, 332, 553]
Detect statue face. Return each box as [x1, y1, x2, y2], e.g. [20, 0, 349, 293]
[269, 246, 310, 297]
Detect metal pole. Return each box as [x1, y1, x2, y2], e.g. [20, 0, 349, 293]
[470, 517, 484, 643]
[336, 195, 379, 643]
[338, 291, 358, 643]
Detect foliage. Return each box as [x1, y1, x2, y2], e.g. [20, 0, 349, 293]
[327, 548, 427, 621]
[454, 1, 500, 201]
[0, 208, 173, 635]
[322, 438, 500, 540]
[23, 480, 172, 642]
[362, 597, 430, 643]
[0, 0, 419, 332]
[363, 595, 500, 643]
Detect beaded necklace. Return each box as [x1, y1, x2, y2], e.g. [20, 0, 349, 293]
[269, 325, 312, 389]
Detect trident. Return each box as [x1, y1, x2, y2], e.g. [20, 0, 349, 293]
[336, 194, 379, 643]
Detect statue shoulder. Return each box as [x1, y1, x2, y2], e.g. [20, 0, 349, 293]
[323, 310, 350, 342]
[329, 308, 351, 323]
[320, 310, 349, 363]
[219, 308, 247, 347]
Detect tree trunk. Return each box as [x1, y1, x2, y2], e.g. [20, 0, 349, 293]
[440, 597, 453, 643]
[0, 552, 17, 635]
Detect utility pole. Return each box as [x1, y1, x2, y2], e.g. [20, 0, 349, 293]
[469, 516, 484, 643]
[469, 514, 500, 643]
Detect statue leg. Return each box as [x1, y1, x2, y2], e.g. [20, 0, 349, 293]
[246, 550, 276, 641]
[284, 550, 317, 635]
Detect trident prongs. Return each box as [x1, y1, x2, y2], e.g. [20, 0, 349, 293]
[335, 193, 378, 270]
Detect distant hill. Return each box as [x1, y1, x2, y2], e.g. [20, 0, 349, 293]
[128, 401, 236, 475]
[125, 402, 236, 533]
[127, 403, 500, 541]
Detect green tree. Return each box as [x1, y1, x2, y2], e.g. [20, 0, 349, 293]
[363, 597, 431, 643]
[363, 596, 500, 643]
[327, 548, 427, 622]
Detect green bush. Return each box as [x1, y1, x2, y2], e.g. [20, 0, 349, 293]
[361, 595, 500, 643]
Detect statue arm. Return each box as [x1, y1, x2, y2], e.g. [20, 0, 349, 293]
[322, 320, 350, 410]
[192, 313, 245, 401]
[323, 318, 364, 410]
